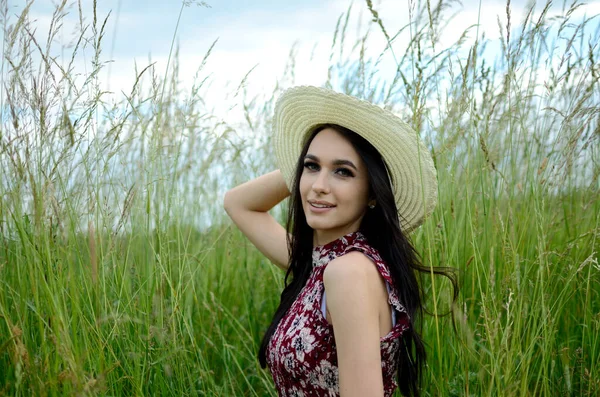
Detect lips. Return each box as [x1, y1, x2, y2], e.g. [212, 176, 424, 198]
[307, 200, 336, 214]
[308, 200, 335, 208]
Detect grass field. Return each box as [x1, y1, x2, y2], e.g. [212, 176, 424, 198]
[1, 0, 599, 395]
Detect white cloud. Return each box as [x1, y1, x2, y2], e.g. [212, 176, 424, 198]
[9, 0, 599, 125]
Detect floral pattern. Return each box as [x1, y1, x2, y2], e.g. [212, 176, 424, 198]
[266, 231, 410, 396]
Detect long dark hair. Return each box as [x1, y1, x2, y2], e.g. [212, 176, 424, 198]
[258, 124, 458, 396]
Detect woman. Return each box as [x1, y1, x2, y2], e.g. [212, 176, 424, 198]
[223, 86, 457, 396]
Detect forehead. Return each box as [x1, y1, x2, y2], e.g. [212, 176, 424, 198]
[306, 128, 359, 160]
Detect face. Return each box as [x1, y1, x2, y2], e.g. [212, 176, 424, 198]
[299, 128, 372, 247]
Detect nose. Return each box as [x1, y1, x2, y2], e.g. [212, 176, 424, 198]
[312, 169, 330, 194]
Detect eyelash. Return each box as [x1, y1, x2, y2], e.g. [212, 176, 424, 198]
[303, 161, 354, 177]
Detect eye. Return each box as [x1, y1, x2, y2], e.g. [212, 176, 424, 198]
[303, 162, 354, 177]
[336, 168, 354, 177]
[303, 161, 319, 171]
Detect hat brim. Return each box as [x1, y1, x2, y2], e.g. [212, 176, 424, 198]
[273, 86, 437, 233]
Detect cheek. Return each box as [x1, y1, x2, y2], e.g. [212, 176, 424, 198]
[347, 183, 370, 208]
[299, 174, 309, 199]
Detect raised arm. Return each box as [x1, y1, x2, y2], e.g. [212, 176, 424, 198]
[223, 170, 292, 270]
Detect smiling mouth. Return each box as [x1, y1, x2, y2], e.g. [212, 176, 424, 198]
[308, 203, 336, 213]
[311, 203, 334, 208]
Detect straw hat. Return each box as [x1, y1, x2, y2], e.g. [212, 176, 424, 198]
[272, 85, 437, 233]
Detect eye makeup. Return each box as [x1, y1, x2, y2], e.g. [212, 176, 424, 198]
[303, 160, 355, 177]
[304, 154, 358, 171]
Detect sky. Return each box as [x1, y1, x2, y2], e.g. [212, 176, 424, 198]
[6, 0, 600, 123]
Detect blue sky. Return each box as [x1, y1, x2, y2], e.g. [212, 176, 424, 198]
[9, 0, 600, 122]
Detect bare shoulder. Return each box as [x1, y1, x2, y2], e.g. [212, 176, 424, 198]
[323, 251, 382, 293]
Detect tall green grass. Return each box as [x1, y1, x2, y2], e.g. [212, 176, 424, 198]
[0, 0, 598, 395]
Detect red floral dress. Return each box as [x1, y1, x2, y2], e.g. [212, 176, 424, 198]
[266, 230, 410, 396]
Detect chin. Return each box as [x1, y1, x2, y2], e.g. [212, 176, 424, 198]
[305, 218, 331, 230]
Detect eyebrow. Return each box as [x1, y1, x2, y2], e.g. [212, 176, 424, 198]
[304, 154, 358, 171]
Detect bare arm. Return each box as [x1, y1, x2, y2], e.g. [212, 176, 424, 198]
[223, 170, 291, 270]
[324, 252, 386, 397]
